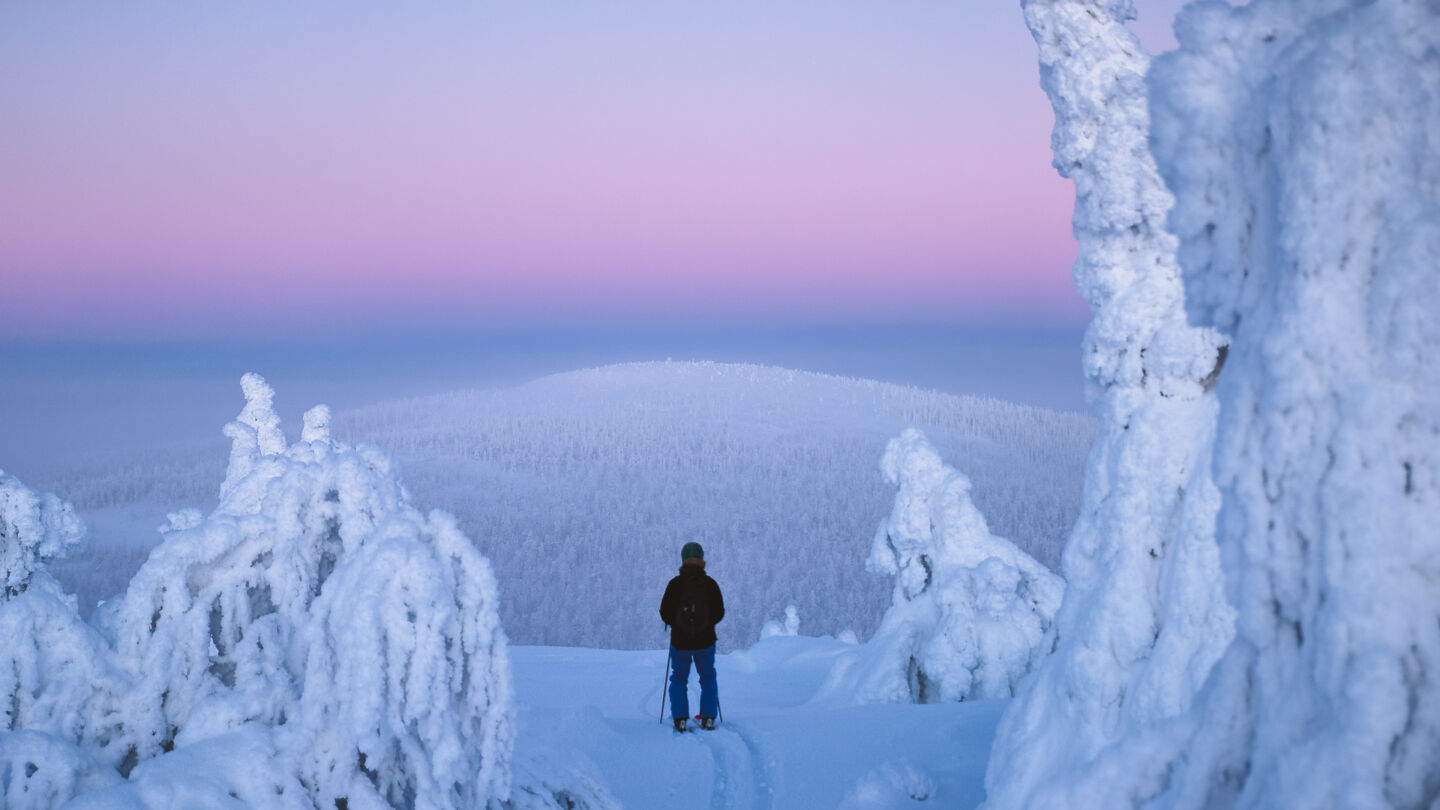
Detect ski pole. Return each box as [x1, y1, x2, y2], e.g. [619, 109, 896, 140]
[659, 648, 670, 724]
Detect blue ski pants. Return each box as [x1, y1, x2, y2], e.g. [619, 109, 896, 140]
[669, 645, 719, 720]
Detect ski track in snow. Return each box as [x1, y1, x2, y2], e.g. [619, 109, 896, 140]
[683, 720, 775, 810]
[706, 722, 774, 810]
[637, 667, 772, 808]
[512, 639, 1005, 808]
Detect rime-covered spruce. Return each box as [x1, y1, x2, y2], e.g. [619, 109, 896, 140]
[986, 1, 1440, 808]
[1, 471, 127, 809]
[834, 429, 1062, 704]
[982, 1, 1232, 807]
[0, 374, 518, 810]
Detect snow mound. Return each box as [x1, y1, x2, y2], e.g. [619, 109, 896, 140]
[839, 759, 937, 809]
[0, 730, 122, 810]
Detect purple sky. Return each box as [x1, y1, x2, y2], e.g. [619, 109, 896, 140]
[0, 1, 1187, 342]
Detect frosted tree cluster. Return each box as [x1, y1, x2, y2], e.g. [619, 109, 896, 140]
[987, 0, 1440, 808]
[983, 1, 1233, 806]
[2, 375, 515, 810]
[845, 430, 1062, 704]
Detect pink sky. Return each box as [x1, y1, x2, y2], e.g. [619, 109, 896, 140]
[0, 1, 1186, 341]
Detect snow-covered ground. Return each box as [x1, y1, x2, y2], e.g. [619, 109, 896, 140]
[510, 636, 1005, 810]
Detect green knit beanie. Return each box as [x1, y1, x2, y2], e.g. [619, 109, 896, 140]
[681, 542, 704, 561]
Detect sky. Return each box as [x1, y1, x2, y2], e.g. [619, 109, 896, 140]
[0, 1, 1187, 342]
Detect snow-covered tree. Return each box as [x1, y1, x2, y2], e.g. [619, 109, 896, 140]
[103, 378, 414, 759]
[761, 605, 801, 639]
[982, 2, 1234, 807]
[1, 574, 131, 760]
[97, 374, 514, 808]
[298, 511, 512, 810]
[988, 0, 1440, 807]
[2, 470, 86, 599]
[848, 430, 1062, 703]
[1140, 1, 1440, 807]
[1, 472, 130, 808]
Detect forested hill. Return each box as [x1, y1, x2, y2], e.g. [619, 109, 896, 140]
[41, 362, 1094, 649]
[334, 361, 1095, 649]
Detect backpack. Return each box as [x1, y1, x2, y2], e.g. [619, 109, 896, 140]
[674, 575, 713, 637]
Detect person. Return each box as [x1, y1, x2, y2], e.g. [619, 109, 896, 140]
[659, 541, 724, 732]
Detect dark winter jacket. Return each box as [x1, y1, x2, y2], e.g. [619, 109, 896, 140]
[659, 562, 725, 651]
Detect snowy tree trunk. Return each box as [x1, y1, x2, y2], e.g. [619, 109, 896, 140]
[1147, 1, 1440, 807]
[983, 1, 1232, 807]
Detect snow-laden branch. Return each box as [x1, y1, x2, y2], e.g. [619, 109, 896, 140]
[298, 511, 512, 809]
